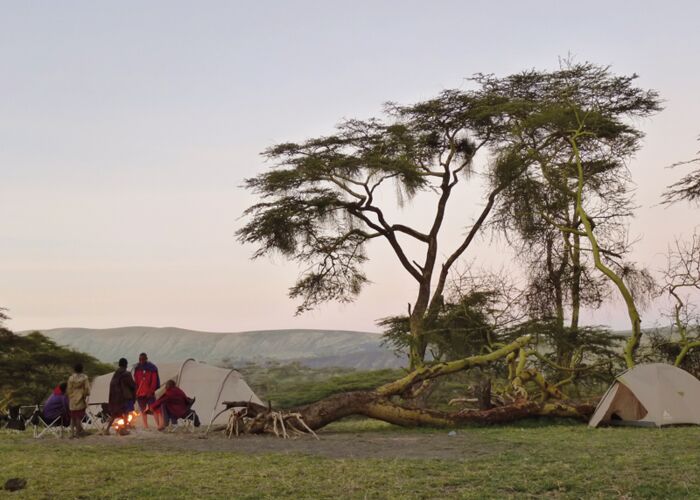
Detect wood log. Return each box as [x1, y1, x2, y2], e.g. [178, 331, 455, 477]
[219, 337, 594, 433]
[224, 392, 594, 431]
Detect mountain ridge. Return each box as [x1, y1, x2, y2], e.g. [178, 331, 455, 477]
[20, 326, 404, 370]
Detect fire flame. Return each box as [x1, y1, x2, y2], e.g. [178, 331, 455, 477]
[113, 411, 139, 432]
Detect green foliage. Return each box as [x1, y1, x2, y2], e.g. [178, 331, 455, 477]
[642, 328, 700, 377]
[504, 320, 623, 396]
[238, 362, 402, 408]
[380, 291, 497, 362]
[0, 328, 113, 405]
[237, 83, 518, 316]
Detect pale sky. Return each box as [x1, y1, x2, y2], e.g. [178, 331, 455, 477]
[2, 1, 699, 333]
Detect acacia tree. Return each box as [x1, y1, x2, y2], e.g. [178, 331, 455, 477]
[476, 63, 661, 368]
[237, 87, 531, 369]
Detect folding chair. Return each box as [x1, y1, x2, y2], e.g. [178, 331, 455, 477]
[168, 397, 201, 432]
[84, 403, 110, 433]
[4, 405, 26, 432]
[27, 404, 66, 439]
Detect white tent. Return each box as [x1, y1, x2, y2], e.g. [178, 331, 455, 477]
[88, 359, 263, 426]
[589, 363, 700, 427]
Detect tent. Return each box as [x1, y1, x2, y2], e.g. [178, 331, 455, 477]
[88, 359, 263, 427]
[589, 363, 700, 427]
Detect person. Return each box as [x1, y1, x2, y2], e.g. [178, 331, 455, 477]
[150, 380, 190, 431]
[66, 363, 91, 437]
[134, 352, 162, 429]
[104, 358, 136, 434]
[43, 382, 70, 426]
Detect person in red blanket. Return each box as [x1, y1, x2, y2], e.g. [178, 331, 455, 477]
[134, 352, 162, 429]
[150, 379, 190, 430]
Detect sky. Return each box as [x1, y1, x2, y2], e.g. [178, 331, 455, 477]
[2, 1, 699, 333]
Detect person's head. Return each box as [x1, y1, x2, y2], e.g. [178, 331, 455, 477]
[118, 358, 128, 368]
[165, 379, 176, 389]
[58, 382, 67, 394]
[139, 353, 148, 364]
[73, 363, 83, 374]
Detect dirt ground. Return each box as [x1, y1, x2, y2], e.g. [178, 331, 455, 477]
[20, 427, 504, 460]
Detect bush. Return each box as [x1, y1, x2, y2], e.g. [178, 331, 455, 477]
[0, 328, 114, 406]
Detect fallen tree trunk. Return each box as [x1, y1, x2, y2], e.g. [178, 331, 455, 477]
[223, 394, 595, 431]
[221, 335, 595, 434]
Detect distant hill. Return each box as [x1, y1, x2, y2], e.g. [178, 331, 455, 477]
[20, 327, 406, 370]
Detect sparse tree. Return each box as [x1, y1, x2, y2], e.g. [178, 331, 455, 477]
[659, 230, 700, 366]
[663, 136, 700, 205]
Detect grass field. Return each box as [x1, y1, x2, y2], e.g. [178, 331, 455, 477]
[2, 419, 700, 499]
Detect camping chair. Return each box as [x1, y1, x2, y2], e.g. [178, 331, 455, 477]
[4, 405, 26, 432]
[168, 397, 200, 432]
[26, 404, 66, 439]
[84, 403, 110, 432]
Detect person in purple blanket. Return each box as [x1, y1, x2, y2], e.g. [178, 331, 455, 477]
[43, 382, 70, 426]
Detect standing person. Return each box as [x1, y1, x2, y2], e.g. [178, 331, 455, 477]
[134, 352, 161, 429]
[104, 358, 136, 435]
[66, 363, 91, 438]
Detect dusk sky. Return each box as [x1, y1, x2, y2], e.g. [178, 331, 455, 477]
[2, 1, 699, 333]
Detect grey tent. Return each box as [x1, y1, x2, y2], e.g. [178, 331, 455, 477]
[88, 358, 263, 427]
[589, 363, 700, 427]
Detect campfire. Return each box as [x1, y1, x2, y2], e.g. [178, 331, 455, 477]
[112, 411, 139, 435]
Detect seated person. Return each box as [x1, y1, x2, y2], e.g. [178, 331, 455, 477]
[150, 380, 191, 430]
[43, 382, 70, 426]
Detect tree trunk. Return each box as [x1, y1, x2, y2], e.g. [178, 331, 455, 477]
[570, 135, 642, 368]
[225, 394, 594, 430]
[476, 378, 493, 410]
[220, 334, 595, 433]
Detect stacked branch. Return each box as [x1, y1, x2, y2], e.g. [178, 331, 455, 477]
[224, 403, 319, 439]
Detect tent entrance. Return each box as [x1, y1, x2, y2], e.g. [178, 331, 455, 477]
[603, 382, 648, 424]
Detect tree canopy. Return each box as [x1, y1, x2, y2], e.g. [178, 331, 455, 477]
[239, 62, 661, 371]
[238, 84, 522, 367]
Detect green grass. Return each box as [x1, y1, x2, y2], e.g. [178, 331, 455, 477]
[2, 422, 700, 498]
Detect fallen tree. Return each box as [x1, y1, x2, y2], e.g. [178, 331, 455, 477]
[221, 336, 595, 435]
[223, 396, 595, 433]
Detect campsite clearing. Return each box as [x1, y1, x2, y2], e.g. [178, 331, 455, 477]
[2, 420, 700, 498]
